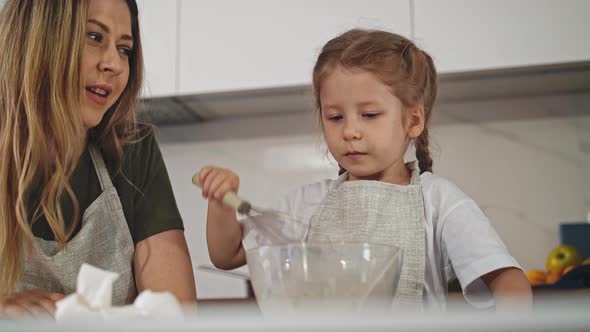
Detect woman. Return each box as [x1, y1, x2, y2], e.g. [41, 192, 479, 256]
[0, 0, 196, 318]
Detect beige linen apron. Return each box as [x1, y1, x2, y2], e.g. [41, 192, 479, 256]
[307, 161, 426, 306]
[16, 146, 136, 305]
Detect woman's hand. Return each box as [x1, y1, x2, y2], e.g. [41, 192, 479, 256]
[0, 290, 65, 319]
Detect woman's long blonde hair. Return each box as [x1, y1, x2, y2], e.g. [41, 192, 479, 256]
[0, 0, 144, 296]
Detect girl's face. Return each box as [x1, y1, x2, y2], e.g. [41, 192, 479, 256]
[80, 0, 133, 129]
[320, 66, 424, 183]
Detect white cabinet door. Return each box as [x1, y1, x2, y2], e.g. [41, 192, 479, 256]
[414, 0, 590, 73]
[137, 0, 178, 98]
[178, 0, 411, 94]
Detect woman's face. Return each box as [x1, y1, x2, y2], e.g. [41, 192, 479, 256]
[81, 0, 133, 129]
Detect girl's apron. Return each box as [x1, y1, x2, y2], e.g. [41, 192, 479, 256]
[307, 161, 426, 306]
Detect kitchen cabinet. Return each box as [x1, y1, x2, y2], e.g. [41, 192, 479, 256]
[137, 1, 589, 97]
[137, 0, 178, 98]
[177, 0, 411, 94]
[413, 0, 590, 73]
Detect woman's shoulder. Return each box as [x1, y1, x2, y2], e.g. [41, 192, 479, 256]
[107, 125, 165, 187]
[116, 125, 164, 171]
[122, 124, 158, 156]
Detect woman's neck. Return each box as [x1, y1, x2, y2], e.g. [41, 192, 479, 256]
[45, 130, 89, 163]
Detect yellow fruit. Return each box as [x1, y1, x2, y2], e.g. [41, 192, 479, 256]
[525, 270, 547, 286]
[546, 245, 582, 274]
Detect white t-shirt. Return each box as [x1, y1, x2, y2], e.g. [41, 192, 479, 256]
[249, 171, 521, 310]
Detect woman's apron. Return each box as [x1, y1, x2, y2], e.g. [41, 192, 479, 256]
[16, 146, 136, 305]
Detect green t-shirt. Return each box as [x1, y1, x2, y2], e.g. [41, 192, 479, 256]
[29, 130, 184, 244]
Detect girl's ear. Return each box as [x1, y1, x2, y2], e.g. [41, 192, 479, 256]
[406, 105, 425, 139]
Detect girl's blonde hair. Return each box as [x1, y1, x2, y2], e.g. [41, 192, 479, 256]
[312, 29, 438, 174]
[0, 0, 144, 296]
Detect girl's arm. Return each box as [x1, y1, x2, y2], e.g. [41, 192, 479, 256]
[199, 167, 247, 270]
[481, 267, 532, 311]
[205, 199, 247, 269]
[134, 230, 197, 303]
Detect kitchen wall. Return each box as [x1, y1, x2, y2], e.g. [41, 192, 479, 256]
[3, 0, 585, 300]
[157, 92, 590, 298]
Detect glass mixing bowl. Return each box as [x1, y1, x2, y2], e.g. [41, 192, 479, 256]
[246, 242, 403, 315]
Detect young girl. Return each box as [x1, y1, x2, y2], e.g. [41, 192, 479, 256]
[198, 29, 531, 311]
[0, 0, 196, 318]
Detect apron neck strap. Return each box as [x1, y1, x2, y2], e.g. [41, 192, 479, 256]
[407, 161, 421, 185]
[88, 145, 114, 191]
[335, 161, 422, 188]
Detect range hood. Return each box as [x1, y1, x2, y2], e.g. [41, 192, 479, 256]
[138, 61, 590, 126]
